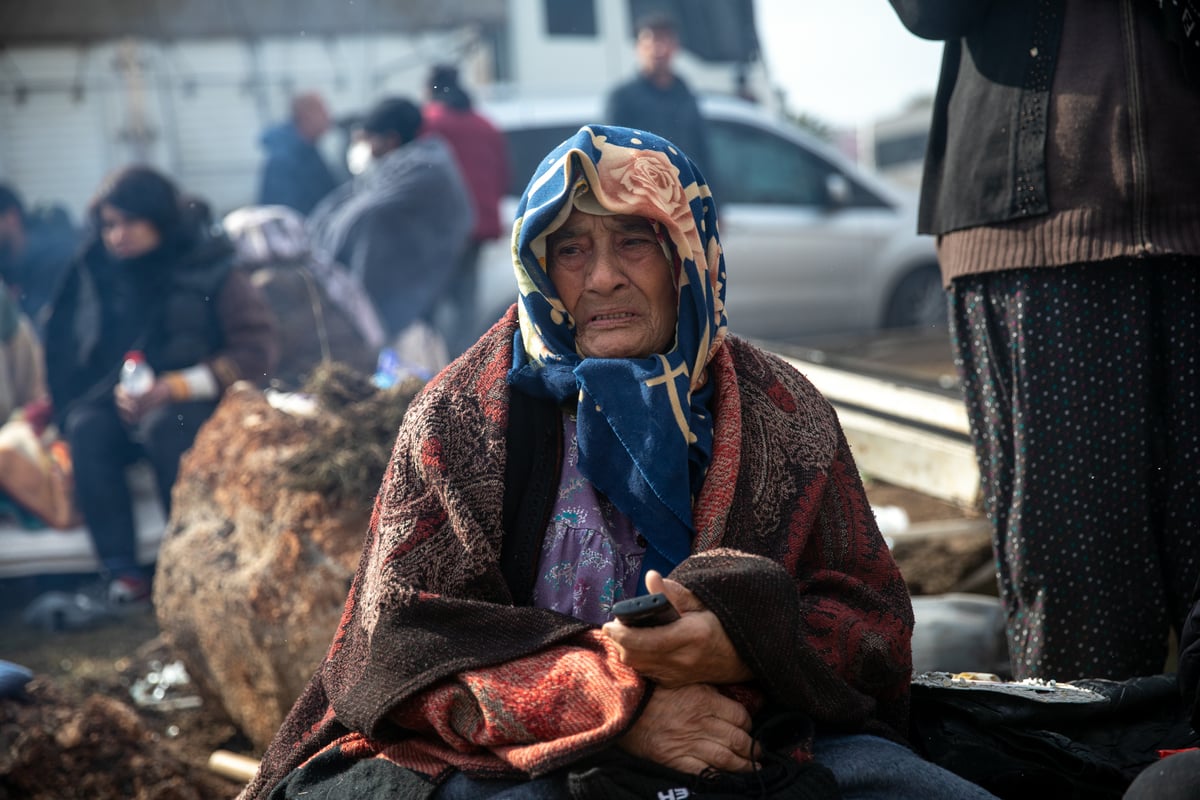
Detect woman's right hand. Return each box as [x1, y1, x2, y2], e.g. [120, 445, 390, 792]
[617, 683, 760, 774]
[115, 380, 171, 424]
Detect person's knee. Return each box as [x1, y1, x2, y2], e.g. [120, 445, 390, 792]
[1124, 749, 1200, 799]
[63, 404, 106, 438]
[63, 404, 125, 459]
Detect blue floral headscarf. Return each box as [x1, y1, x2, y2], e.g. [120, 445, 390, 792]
[507, 125, 727, 583]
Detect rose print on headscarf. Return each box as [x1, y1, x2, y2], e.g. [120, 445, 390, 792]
[587, 142, 704, 274]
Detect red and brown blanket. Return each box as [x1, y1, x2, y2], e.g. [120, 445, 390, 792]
[240, 308, 914, 799]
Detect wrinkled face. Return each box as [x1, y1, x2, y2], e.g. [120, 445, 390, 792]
[547, 209, 677, 359]
[99, 204, 161, 261]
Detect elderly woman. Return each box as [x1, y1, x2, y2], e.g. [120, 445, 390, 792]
[242, 127, 996, 800]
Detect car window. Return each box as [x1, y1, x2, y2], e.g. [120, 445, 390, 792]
[504, 124, 584, 196]
[707, 120, 888, 209]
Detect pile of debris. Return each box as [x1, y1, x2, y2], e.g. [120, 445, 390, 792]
[153, 364, 424, 750]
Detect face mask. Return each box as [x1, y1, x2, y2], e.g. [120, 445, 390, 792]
[346, 139, 373, 176]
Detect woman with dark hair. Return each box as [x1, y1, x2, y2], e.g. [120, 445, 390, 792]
[44, 165, 277, 605]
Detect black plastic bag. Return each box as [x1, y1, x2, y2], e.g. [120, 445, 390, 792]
[910, 672, 1200, 799]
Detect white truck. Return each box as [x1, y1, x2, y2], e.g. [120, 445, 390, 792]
[0, 0, 767, 582]
[0, 0, 768, 220]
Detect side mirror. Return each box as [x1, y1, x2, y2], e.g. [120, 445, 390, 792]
[824, 173, 851, 208]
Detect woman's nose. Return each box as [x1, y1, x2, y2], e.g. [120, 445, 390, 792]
[583, 247, 627, 291]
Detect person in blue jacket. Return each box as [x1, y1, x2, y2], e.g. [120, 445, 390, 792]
[257, 92, 340, 216]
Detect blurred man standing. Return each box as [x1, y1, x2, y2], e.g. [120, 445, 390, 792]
[257, 91, 340, 216]
[421, 64, 510, 354]
[605, 11, 710, 174]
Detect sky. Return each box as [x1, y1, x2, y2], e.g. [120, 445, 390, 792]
[753, 0, 945, 130]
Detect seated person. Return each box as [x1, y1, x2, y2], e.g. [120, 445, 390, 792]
[241, 127, 996, 799]
[0, 183, 79, 331]
[222, 204, 385, 388]
[43, 165, 277, 604]
[307, 96, 473, 373]
[0, 278, 46, 422]
[1123, 575, 1200, 797]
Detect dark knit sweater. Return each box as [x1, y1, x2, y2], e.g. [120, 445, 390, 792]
[893, 0, 1200, 284]
[241, 308, 914, 799]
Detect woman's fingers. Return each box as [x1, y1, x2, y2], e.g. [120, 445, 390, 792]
[604, 609, 753, 687]
[618, 684, 760, 773]
[687, 725, 759, 772]
[645, 571, 705, 613]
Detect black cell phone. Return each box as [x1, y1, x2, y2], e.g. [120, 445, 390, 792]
[611, 592, 681, 627]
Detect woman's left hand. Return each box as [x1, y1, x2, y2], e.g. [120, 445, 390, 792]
[602, 570, 753, 688]
[115, 381, 172, 424]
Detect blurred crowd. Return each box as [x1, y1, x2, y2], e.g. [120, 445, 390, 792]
[0, 63, 508, 607]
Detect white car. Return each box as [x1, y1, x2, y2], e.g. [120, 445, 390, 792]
[470, 93, 943, 344]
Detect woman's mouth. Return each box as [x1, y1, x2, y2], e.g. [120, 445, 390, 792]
[590, 312, 635, 324]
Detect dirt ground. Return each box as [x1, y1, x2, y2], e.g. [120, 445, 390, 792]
[0, 480, 986, 800]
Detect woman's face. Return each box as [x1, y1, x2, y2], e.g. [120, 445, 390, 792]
[99, 204, 161, 261]
[547, 209, 677, 359]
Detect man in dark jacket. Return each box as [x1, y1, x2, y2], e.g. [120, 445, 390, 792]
[604, 11, 710, 174]
[257, 92, 340, 215]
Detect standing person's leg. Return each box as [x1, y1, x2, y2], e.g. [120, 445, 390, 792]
[1156, 256, 1200, 636]
[951, 260, 1168, 680]
[62, 401, 141, 578]
[138, 399, 218, 513]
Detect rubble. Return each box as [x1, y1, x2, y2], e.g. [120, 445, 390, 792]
[153, 365, 423, 749]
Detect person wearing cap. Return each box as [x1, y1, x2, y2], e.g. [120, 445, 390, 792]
[308, 96, 474, 373]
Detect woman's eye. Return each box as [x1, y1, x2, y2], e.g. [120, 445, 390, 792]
[552, 243, 586, 269]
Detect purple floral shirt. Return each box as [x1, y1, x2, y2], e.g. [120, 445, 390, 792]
[531, 416, 646, 624]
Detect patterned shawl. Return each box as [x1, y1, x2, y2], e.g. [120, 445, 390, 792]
[507, 125, 726, 581]
[240, 315, 915, 800]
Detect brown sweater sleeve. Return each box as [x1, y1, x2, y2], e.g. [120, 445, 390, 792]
[206, 268, 278, 390]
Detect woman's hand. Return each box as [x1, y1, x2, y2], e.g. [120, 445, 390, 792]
[115, 381, 171, 424]
[618, 683, 760, 773]
[602, 570, 753, 687]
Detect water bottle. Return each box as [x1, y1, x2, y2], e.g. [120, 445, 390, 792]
[119, 350, 155, 397]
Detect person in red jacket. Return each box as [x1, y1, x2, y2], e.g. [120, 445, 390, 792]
[421, 64, 510, 355]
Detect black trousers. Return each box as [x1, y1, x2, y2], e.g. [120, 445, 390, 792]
[63, 396, 217, 576]
[949, 255, 1200, 681]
